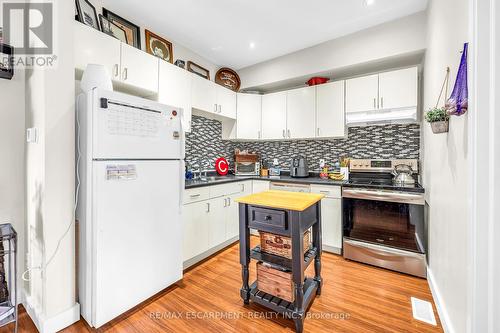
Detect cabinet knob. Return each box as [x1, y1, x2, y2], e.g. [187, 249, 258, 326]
[113, 64, 119, 77]
[122, 68, 128, 81]
[264, 215, 272, 221]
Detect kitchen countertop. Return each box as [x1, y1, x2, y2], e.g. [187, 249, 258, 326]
[235, 190, 325, 211]
[185, 174, 347, 189]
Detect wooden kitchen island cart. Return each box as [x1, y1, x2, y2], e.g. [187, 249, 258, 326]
[235, 190, 324, 333]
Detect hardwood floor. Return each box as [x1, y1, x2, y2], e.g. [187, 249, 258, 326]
[2, 238, 443, 332]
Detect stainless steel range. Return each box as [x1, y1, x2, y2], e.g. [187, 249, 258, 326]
[342, 159, 427, 278]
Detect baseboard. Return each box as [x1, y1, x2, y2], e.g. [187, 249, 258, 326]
[24, 294, 80, 333]
[183, 236, 239, 270]
[323, 245, 342, 255]
[427, 268, 453, 333]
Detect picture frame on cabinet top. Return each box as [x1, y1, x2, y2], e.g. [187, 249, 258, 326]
[145, 29, 173, 63]
[76, 0, 100, 31]
[103, 8, 141, 49]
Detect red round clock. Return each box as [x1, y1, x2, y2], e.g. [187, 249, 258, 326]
[215, 157, 229, 176]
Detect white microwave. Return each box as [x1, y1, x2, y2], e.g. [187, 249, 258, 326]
[235, 161, 260, 176]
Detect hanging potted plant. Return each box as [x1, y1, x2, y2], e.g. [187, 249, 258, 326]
[425, 107, 450, 134]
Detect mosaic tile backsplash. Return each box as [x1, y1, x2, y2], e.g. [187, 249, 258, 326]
[185, 115, 420, 171]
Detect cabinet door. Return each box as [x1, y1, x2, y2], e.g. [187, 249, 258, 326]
[191, 74, 217, 113]
[159, 61, 193, 132]
[236, 93, 262, 140]
[252, 180, 269, 194]
[320, 198, 342, 250]
[261, 92, 287, 140]
[183, 201, 210, 261]
[378, 67, 418, 110]
[208, 197, 227, 248]
[74, 22, 121, 81]
[216, 85, 237, 119]
[286, 86, 316, 139]
[120, 43, 159, 93]
[316, 81, 345, 138]
[345, 74, 379, 112]
[225, 195, 240, 240]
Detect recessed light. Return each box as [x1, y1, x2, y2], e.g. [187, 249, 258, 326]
[249, 42, 255, 49]
[364, 0, 375, 6]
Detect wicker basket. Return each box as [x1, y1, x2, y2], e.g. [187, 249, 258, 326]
[259, 231, 310, 259]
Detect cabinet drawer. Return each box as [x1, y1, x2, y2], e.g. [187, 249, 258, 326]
[310, 185, 341, 198]
[183, 187, 210, 204]
[248, 206, 287, 234]
[210, 182, 242, 198]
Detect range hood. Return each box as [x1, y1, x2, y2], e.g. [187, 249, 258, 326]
[346, 107, 418, 126]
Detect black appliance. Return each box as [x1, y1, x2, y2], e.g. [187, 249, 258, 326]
[290, 156, 309, 178]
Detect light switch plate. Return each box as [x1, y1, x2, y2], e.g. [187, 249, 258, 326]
[26, 128, 38, 143]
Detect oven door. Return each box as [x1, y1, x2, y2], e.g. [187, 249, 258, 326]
[342, 187, 426, 254]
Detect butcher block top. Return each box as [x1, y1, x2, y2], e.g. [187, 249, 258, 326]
[235, 190, 324, 211]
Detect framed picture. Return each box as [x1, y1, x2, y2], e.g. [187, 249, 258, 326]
[99, 14, 128, 44]
[187, 61, 210, 80]
[145, 30, 173, 63]
[103, 8, 141, 49]
[0, 43, 14, 80]
[76, 0, 100, 30]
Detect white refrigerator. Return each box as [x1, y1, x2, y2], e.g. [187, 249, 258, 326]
[76, 88, 184, 328]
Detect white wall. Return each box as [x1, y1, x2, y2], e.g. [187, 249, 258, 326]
[238, 12, 427, 90]
[0, 69, 26, 303]
[24, 0, 80, 331]
[422, 0, 469, 332]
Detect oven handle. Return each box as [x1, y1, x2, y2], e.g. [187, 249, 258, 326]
[342, 188, 424, 205]
[344, 238, 425, 259]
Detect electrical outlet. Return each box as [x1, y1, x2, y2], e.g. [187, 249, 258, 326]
[319, 159, 325, 166]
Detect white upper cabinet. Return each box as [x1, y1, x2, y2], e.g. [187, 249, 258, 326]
[236, 93, 262, 140]
[191, 74, 217, 113]
[191, 75, 236, 119]
[74, 22, 121, 80]
[74, 22, 159, 94]
[120, 43, 159, 94]
[286, 86, 316, 139]
[261, 91, 287, 140]
[316, 81, 345, 138]
[158, 61, 193, 132]
[378, 67, 418, 109]
[216, 85, 237, 119]
[345, 74, 379, 113]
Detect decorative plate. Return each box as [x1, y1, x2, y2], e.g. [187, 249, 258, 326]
[215, 68, 241, 92]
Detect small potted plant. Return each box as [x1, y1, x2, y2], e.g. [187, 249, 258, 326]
[425, 107, 450, 134]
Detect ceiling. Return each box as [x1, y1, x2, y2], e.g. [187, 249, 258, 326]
[102, 0, 428, 69]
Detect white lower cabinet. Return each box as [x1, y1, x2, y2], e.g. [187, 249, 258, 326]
[208, 197, 227, 248]
[183, 181, 252, 266]
[252, 180, 270, 193]
[310, 185, 342, 253]
[183, 200, 210, 262]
